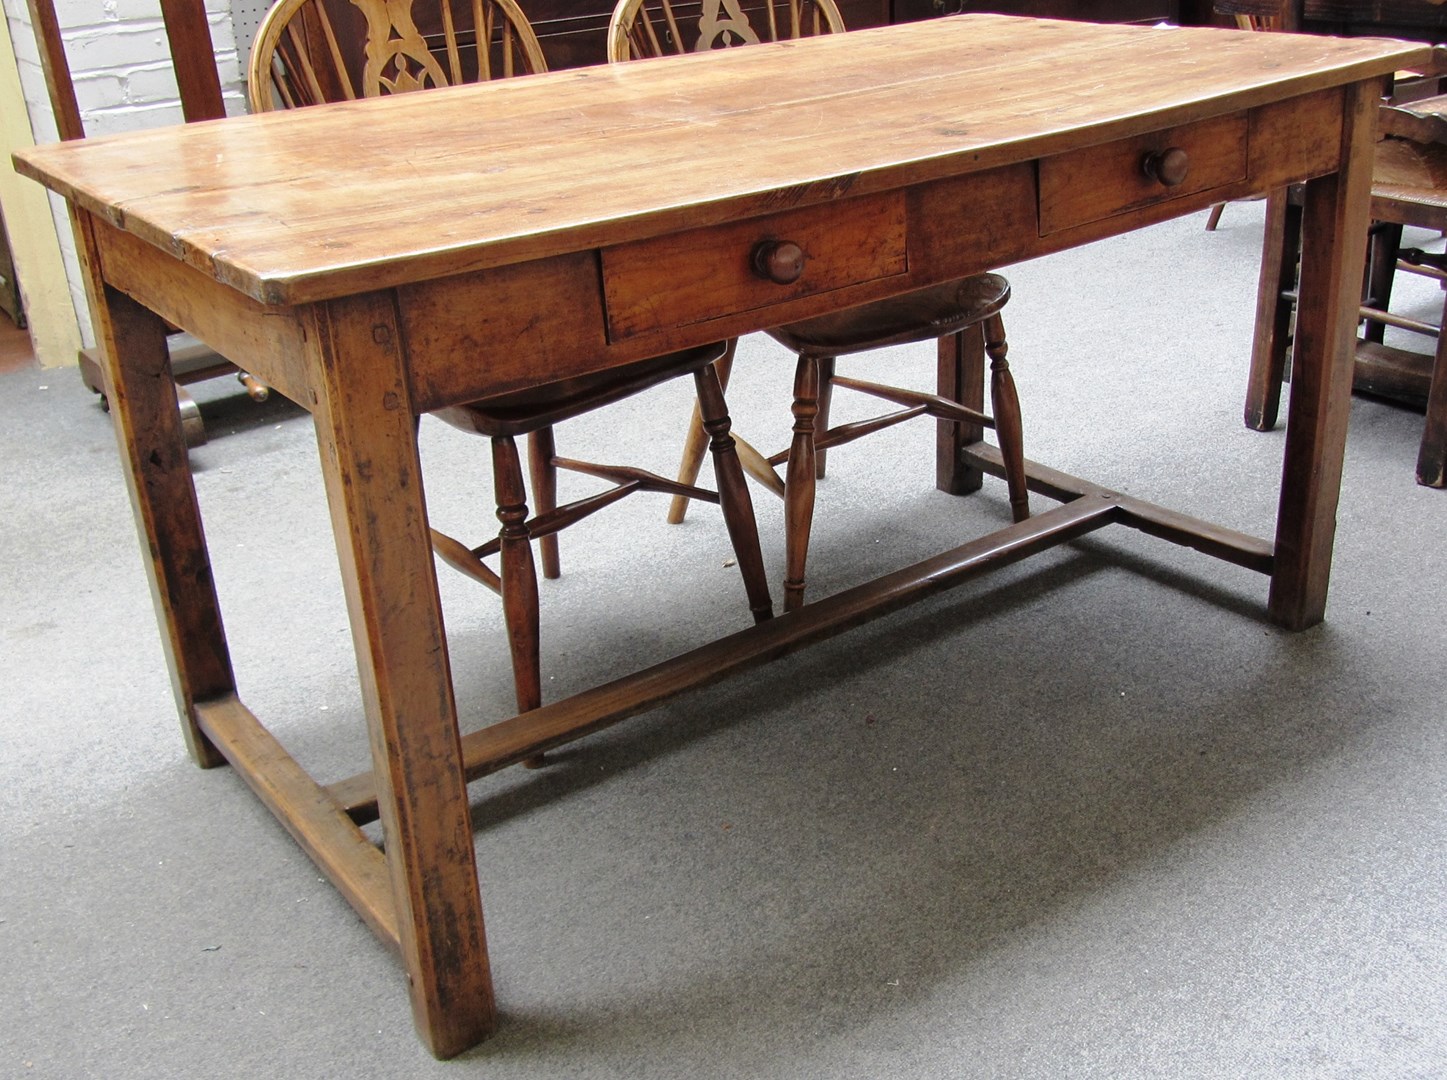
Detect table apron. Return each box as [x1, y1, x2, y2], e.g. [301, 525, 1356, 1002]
[399, 87, 1348, 413]
[94, 222, 315, 408]
[90, 88, 1347, 418]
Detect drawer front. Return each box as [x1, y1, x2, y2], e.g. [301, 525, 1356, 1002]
[1038, 112, 1248, 235]
[602, 191, 907, 341]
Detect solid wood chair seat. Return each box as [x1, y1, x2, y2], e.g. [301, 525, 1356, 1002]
[1389, 91, 1447, 120]
[1372, 136, 1447, 229]
[767, 274, 1011, 357]
[434, 342, 726, 436]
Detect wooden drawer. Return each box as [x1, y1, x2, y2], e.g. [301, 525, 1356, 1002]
[601, 191, 907, 341]
[1038, 112, 1248, 235]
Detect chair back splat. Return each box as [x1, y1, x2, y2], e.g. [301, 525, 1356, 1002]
[608, 0, 844, 60]
[249, 0, 546, 111]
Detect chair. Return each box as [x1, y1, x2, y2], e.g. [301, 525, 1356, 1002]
[1244, 95, 1447, 487]
[250, 0, 775, 763]
[1210, 0, 1445, 484]
[606, 0, 1030, 612]
[1341, 101, 1446, 485]
[250, 0, 547, 107]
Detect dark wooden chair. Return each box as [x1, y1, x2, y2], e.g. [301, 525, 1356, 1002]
[250, 0, 775, 763]
[1212, 0, 1445, 484]
[1245, 94, 1447, 487]
[606, 0, 1029, 612]
[1340, 100, 1446, 485]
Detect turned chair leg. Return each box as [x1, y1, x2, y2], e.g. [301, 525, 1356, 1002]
[813, 356, 836, 480]
[983, 313, 1029, 523]
[693, 363, 774, 623]
[1245, 189, 1302, 431]
[1418, 298, 1447, 487]
[1363, 222, 1403, 345]
[528, 426, 560, 580]
[667, 340, 737, 525]
[783, 356, 821, 613]
[493, 435, 547, 768]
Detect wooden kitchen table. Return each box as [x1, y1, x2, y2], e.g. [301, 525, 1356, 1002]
[15, 15, 1428, 1058]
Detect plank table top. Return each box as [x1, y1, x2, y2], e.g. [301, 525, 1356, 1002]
[14, 15, 1430, 306]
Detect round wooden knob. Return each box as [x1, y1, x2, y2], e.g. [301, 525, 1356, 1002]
[1141, 146, 1190, 187]
[751, 240, 806, 285]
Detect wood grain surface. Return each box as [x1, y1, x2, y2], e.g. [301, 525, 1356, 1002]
[15, 15, 1429, 305]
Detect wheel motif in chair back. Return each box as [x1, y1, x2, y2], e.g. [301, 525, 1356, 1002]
[248, 0, 547, 112]
[608, 0, 845, 62]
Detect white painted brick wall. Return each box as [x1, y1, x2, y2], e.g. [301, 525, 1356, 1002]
[3, 0, 248, 345]
[8, 0, 248, 133]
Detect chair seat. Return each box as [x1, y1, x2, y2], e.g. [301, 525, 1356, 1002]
[1397, 92, 1447, 119]
[766, 273, 1011, 357]
[1372, 137, 1447, 230]
[435, 341, 729, 437]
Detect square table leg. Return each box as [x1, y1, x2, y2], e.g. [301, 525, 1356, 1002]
[89, 212, 496, 1056]
[306, 292, 495, 1058]
[81, 211, 233, 769]
[1268, 80, 1380, 631]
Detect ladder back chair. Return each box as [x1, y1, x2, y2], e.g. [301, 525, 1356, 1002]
[1346, 99, 1447, 486]
[249, 0, 776, 766]
[1244, 91, 1447, 488]
[607, 0, 1030, 612]
[1214, 0, 1444, 484]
